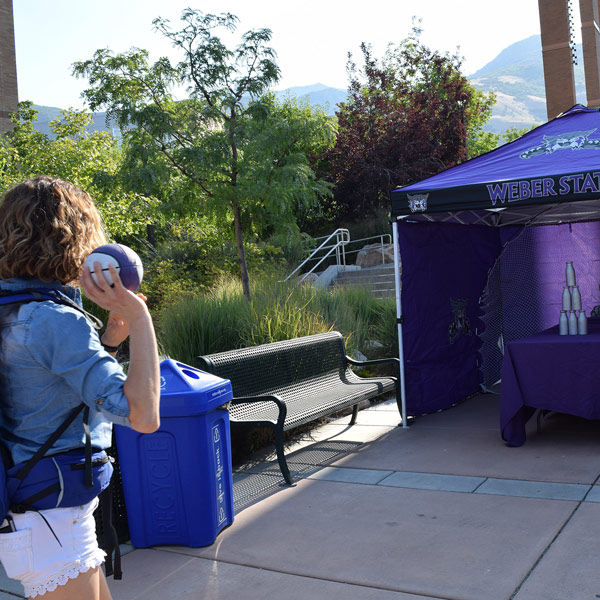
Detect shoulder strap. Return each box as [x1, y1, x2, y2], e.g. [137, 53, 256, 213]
[0, 289, 103, 330]
[9, 403, 94, 516]
[13, 403, 89, 482]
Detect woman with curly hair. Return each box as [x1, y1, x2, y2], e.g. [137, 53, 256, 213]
[0, 176, 160, 599]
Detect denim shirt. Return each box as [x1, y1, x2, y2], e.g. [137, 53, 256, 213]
[0, 278, 131, 464]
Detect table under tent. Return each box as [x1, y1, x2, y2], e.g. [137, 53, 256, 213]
[389, 104, 600, 423]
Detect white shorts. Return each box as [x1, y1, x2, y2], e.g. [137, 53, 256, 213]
[0, 498, 105, 598]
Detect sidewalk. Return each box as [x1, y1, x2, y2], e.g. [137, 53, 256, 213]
[2, 393, 600, 599]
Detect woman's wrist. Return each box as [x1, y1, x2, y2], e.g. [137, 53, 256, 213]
[101, 335, 122, 353]
[101, 341, 122, 353]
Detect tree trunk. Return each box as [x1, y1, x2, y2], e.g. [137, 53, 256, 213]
[232, 201, 251, 300]
[146, 224, 156, 249]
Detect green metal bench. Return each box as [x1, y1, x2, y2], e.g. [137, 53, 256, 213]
[196, 331, 401, 484]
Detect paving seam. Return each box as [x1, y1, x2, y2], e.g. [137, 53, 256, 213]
[234, 471, 594, 504]
[581, 472, 600, 501]
[506, 501, 581, 600]
[509, 475, 600, 600]
[506, 472, 600, 599]
[304, 476, 586, 501]
[470, 477, 487, 493]
[292, 467, 595, 501]
[157, 552, 454, 600]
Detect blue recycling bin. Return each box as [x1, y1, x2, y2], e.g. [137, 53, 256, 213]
[114, 359, 234, 548]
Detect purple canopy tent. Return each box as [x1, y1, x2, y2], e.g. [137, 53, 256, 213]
[389, 104, 600, 420]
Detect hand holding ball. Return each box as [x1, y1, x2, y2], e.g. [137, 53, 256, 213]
[84, 244, 144, 292]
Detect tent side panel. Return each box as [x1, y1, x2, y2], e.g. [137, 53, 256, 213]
[397, 221, 502, 415]
[481, 221, 600, 388]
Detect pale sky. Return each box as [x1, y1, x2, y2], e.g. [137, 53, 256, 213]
[13, 0, 551, 110]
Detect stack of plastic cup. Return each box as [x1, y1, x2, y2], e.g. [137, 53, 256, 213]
[561, 262, 587, 335]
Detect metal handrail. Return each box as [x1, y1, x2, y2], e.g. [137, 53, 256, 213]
[285, 230, 392, 282]
[342, 234, 392, 263]
[285, 228, 350, 282]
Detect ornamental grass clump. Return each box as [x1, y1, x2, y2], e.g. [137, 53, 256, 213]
[158, 272, 398, 366]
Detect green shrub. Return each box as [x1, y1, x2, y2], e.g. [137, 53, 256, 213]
[124, 220, 293, 325]
[159, 275, 328, 364]
[140, 258, 202, 323]
[158, 272, 398, 366]
[371, 297, 398, 356]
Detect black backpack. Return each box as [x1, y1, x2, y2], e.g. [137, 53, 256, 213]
[0, 289, 122, 578]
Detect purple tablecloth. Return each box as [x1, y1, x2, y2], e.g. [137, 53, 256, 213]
[500, 320, 600, 446]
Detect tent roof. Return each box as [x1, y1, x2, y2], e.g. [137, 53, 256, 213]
[390, 105, 600, 225]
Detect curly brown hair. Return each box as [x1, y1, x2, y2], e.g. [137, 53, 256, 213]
[0, 176, 107, 283]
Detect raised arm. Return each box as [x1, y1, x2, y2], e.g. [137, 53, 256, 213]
[80, 262, 160, 433]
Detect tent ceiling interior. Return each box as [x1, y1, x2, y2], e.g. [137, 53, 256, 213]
[389, 105, 600, 418]
[398, 198, 600, 227]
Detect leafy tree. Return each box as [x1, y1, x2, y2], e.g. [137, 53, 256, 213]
[0, 102, 155, 240]
[326, 27, 496, 219]
[73, 9, 335, 299]
[237, 92, 335, 238]
[466, 127, 500, 160]
[463, 125, 538, 164]
[502, 124, 537, 144]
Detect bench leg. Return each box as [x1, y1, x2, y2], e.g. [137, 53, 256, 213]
[349, 403, 359, 426]
[273, 426, 294, 485]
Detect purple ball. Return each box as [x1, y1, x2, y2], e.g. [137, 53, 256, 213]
[84, 243, 144, 292]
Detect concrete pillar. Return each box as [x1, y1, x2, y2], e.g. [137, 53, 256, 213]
[579, 0, 600, 106]
[538, 0, 577, 119]
[0, 0, 18, 134]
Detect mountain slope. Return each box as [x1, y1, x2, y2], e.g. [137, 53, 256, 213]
[28, 35, 586, 137]
[30, 105, 116, 138]
[469, 34, 585, 133]
[273, 83, 347, 114]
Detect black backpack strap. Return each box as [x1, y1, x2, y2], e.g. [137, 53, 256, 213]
[14, 403, 87, 482]
[82, 405, 93, 488]
[10, 402, 91, 539]
[0, 289, 103, 331]
[0, 439, 13, 471]
[16, 483, 61, 507]
[98, 485, 122, 579]
[14, 404, 94, 507]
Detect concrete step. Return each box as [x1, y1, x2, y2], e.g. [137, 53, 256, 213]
[373, 290, 395, 299]
[333, 276, 396, 300]
[334, 274, 395, 287]
[336, 287, 395, 300]
[338, 265, 395, 279]
[316, 264, 398, 299]
[333, 265, 396, 298]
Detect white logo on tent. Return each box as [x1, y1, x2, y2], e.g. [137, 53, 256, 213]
[407, 193, 428, 212]
[520, 129, 600, 159]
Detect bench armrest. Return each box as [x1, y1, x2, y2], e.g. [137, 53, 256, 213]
[230, 394, 287, 427]
[231, 394, 285, 407]
[346, 356, 402, 411]
[346, 356, 400, 372]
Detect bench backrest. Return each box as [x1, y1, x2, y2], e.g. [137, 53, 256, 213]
[196, 331, 348, 397]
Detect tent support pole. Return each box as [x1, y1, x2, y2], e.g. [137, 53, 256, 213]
[392, 218, 408, 428]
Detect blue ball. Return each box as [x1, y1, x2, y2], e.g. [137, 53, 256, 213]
[84, 243, 144, 292]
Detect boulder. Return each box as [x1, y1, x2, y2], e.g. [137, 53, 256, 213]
[356, 243, 395, 268]
[300, 272, 319, 285]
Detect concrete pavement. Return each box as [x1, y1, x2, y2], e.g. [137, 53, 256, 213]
[2, 393, 600, 599]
